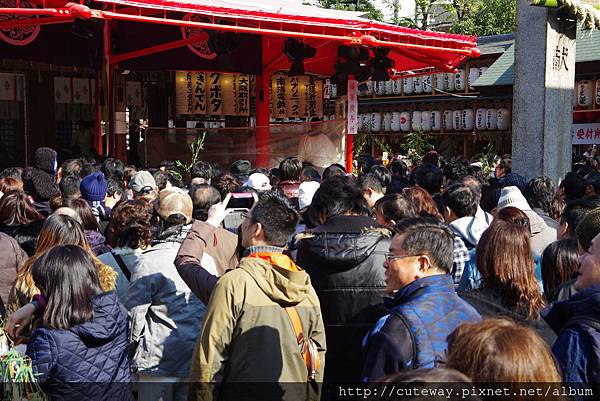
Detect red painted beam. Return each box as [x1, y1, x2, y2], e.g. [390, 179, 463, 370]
[0, 15, 73, 29]
[110, 35, 210, 64]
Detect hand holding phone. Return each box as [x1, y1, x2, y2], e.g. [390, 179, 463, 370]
[226, 192, 255, 210]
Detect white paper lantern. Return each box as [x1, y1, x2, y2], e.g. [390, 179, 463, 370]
[486, 108, 498, 130]
[468, 67, 480, 90]
[412, 111, 422, 131]
[431, 111, 442, 131]
[365, 80, 373, 96]
[476, 108, 487, 131]
[444, 73, 455, 92]
[453, 110, 462, 131]
[435, 74, 445, 92]
[578, 80, 594, 107]
[391, 112, 401, 132]
[422, 75, 433, 94]
[479, 66, 488, 77]
[384, 80, 394, 96]
[403, 78, 414, 95]
[374, 81, 386, 96]
[455, 69, 466, 91]
[421, 111, 432, 132]
[392, 79, 402, 95]
[413, 77, 423, 94]
[596, 80, 600, 105]
[330, 84, 337, 98]
[361, 113, 371, 132]
[400, 112, 411, 132]
[443, 110, 453, 131]
[497, 108, 511, 131]
[383, 112, 392, 132]
[462, 109, 475, 131]
[356, 113, 362, 131]
[371, 112, 382, 132]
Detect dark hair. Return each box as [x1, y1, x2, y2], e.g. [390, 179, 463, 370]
[250, 191, 299, 246]
[100, 158, 124, 182]
[560, 172, 585, 201]
[541, 238, 579, 297]
[300, 166, 321, 182]
[393, 217, 454, 273]
[443, 162, 469, 184]
[124, 165, 138, 184]
[461, 175, 483, 201]
[370, 165, 392, 189]
[402, 186, 443, 221]
[560, 199, 597, 237]
[422, 150, 440, 167]
[358, 173, 384, 194]
[415, 163, 443, 195]
[524, 177, 555, 216]
[497, 157, 512, 174]
[375, 368, 480, 401]
[159, 160, 176, 170]
[374, 194, 416, 224]
[106, 179, 124, 198]
[31, 245, 102, 330]
[390, 160, 407, 177]
[191, 161, 213, 181]
[80, 161, 100, 178]
[309, 176, 370, 220]
[106, 199, 153, 249]
[585, 172, 600, 195]
[189, 184, 221, 221]
[476, 221, 544, 318]
[322, 163, 346, 180]
[213, 174, 241, 199]
[63, 198, 101, 231]
[495, 206, 531, 233]
[441, 183, 478, 218]
[466, 165, 485, 184]
[153, 170, 169, 191]
[59, 174, 81, 199]
[0, 190, 43, 226]
[279, 157, 303, 182]
[0, 167, 24, 181]
[0, 177, 23, 194]
[61, 159, 84, 178]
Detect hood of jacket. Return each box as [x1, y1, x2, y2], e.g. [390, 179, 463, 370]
[449, 207, 492, 247]
[69, 291, 127, 345]
[544, 284, 600, 333]
[238, 254, 312, 306]
[524, 209, 550, 236]
[85, 229, 107, 249]
[296, 215, 391, 270]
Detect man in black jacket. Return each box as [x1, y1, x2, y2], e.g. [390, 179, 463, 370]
[295, 176, 390, 384]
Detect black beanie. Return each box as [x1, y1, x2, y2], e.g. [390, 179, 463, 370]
[33, 147, 57, 174]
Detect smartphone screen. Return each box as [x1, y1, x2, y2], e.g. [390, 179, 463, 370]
[226, 192, 255, 209]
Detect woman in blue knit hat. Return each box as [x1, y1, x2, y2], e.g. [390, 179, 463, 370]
[80, 171, 111, 224]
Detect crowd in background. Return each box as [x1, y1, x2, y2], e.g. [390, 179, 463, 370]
[1, 146, 600, 401]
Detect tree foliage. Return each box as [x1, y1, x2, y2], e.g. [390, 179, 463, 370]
[445, 0, 516, 36]
[311, 0, 384, 21]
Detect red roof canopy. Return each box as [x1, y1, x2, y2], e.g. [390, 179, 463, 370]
[98, 0, 479, 75]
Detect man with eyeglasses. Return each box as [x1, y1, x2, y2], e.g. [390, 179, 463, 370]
[361, 217, 481, 382]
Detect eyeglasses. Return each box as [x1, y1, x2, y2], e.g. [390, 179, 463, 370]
[384, 253, 415, 263]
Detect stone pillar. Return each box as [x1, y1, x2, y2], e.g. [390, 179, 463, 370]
[512, 0, 576, 186]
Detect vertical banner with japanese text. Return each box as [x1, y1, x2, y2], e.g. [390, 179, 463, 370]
[347, 80, 358, 135]
[286, 75, 301, 118]
[207, 72, 223, 116]
[271, 73, 287, 119]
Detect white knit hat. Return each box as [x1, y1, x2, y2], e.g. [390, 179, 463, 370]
[298, 181, 320, 210]
[497, 186, 532, 211]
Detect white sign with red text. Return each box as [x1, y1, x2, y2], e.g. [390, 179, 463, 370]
[573, 123, 600, 145]
[347, 80, 358, 135]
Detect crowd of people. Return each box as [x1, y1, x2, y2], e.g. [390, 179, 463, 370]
[1, 146, 600, 401]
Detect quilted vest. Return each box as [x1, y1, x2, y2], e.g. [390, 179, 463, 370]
[390, 274, 481, 369]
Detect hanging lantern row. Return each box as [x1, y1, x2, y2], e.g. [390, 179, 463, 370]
[358, 107, 511, 133]
[575, 80, 600, 108]
[327, 66, 489, 98]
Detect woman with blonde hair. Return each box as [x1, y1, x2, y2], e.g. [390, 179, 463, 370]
[446, 318, 564, 401]
[459, 220, 556, 345]
[7, 213, 117, 317]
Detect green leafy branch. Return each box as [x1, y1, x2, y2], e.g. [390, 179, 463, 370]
[172, 132, 207, 183]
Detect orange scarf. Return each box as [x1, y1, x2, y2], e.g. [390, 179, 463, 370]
[248, 252, 302, 272]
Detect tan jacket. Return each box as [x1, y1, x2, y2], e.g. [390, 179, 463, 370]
[189, 255, 326, 401]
